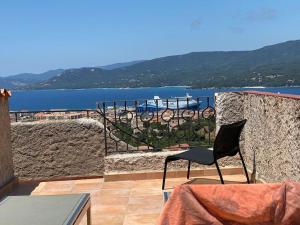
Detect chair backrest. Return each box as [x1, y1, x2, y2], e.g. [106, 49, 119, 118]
[213, 119, 247, 160]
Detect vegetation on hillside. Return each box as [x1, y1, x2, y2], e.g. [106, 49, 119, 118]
[34, 40, 300, 89]
[2, 40, 300, 89]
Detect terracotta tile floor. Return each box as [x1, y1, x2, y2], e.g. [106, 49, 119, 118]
[10, 174, 246, 225]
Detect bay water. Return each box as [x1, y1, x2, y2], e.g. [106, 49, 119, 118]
[9, 87, 300, 111]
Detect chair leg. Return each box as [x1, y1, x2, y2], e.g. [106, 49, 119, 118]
[87, 206, 91, 225]
[187, 161, 191, 179]
[239, 151, 250, 184]
[162, 158, 169, 190]
[215, 161, 224, 184]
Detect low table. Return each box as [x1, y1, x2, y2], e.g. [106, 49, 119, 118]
[0, 194, 91, 225]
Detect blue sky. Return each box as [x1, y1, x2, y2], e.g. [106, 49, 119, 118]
[1, 0, 300, 76]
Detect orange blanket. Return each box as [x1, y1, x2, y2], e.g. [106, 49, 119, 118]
[158, 182, 300, 225]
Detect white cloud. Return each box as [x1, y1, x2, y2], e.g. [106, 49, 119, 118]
[246, 8, 277, 22]
[190, 19, 202, 30]
[229, 26, 244, 34]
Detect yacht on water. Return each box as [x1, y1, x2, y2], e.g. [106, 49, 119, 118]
[136, 94, 200, 112]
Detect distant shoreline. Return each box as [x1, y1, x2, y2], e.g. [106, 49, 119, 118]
[10, 85, 300, 92]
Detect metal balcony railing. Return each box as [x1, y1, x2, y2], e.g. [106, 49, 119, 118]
[97, 96, 216, 155]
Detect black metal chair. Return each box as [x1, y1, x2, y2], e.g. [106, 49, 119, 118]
[162, 119, 250, 189]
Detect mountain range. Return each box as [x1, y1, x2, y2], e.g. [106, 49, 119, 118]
[0, 61, 144, 89]
[1, 40, 300, 89]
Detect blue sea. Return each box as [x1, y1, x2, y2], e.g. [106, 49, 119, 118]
[9, 87, 300, 111]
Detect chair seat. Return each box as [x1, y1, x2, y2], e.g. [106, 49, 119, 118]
[167, 147, 215, 165]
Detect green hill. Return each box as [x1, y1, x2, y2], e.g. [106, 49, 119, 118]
[28, 40, 300, 89]
[0, 69, 64, 89]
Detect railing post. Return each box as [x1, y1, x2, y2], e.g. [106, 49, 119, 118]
[176, 98, 180, 126]
[207, 97, 211, 146]
[134, 100, 139, 151]
[124, 100, 129, 152]
[155, 99, 160, 149]
[102, 102, 108, 156]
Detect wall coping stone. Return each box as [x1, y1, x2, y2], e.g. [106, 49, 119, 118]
[11, 118, 104, 128]
[0, 89, 11, 97]
[105, 150, 186, 159]
[242, 90, 300, 100]
[215, 90, 300, 100]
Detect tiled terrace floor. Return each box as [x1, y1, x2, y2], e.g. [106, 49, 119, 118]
[10, 174, 246, 225]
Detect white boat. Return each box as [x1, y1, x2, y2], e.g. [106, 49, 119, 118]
[137, 94, 200, 112]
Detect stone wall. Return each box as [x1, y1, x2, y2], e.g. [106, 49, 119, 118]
[105, 151, 242, 174]
[215, 92, 244, 131]
[10, 114, 244, 180]
[0, 96, 14, 187]
[215, 91, 300, 182]
[11, 119, 116, 179]
[214, 92, 246, 165]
